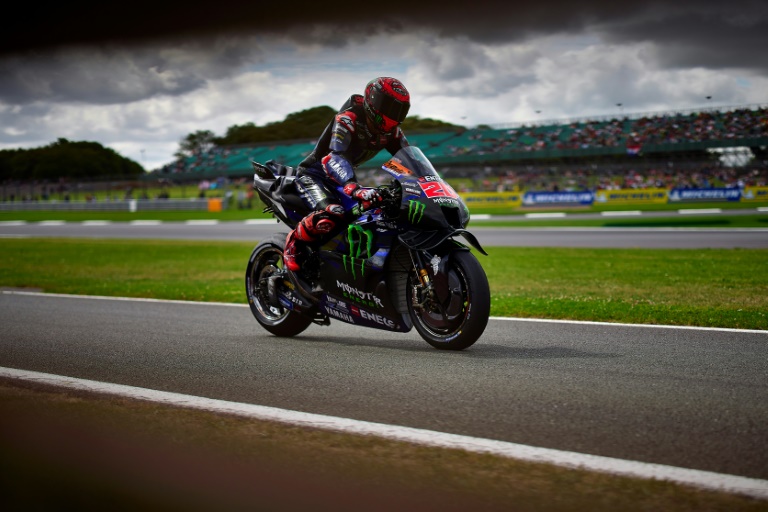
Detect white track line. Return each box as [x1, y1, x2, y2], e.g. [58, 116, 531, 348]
[4, 291, 765, 334]
[525, 212, 567, 218]
[244, 219, 281, 225]
[678, 208, 722, 214]
[1, 366, 765, 500]
[185, 220, 219, 225]
[600, 210, 642, 216]
[489, 316, 768, 334]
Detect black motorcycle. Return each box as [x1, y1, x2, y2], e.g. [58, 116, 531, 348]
[246, 146, 490, 350]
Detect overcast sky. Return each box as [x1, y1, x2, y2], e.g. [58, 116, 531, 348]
[1, 1, 767, 171]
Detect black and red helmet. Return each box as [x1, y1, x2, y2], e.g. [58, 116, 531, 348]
[363, 77, 410, 133]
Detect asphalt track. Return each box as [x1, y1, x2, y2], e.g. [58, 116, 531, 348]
[1, 217, 766, 496]
[0, 292, 766, 486]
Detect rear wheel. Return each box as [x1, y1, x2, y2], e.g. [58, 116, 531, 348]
[245, 234, 313, 337]
[408, 250, 490, 350]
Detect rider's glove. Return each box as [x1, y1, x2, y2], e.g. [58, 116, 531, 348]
[343, 182, 382, 211]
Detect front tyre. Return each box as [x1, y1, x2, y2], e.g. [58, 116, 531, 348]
[245, 234, 313, 337]
[408, 250, 490, 350]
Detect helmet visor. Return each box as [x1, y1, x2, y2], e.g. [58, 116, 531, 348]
[370, 93, 410, 123]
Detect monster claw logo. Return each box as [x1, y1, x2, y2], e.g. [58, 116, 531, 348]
[344, 225, 373, 278]
[408, 200, 426, 224]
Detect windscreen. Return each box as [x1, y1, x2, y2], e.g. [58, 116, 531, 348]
[381, 146, 439, 179]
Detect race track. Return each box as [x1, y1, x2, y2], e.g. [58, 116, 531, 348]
[1, 292, 766, 482]
[2, 220, 768, 248]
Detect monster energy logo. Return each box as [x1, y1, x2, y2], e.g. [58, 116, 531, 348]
[408, 200, 426, 224]
[344, 224, 373, 278]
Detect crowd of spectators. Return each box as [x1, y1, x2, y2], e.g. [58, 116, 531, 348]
[163, 106, 768, 177]
[462, 162, 768, 193]
[448, 106, 768, 157]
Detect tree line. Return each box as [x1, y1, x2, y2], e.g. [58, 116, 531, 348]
[1, 107, 463, 181]
[0, 139, 144, 182]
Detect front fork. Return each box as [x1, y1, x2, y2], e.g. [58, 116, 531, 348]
[408, 249, 435, 312]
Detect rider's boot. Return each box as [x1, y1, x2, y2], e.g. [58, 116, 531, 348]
[283, 207, 343, 272]
[283, 229, 308, 272]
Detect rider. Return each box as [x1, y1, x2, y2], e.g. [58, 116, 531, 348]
[283, 76, 411, 272]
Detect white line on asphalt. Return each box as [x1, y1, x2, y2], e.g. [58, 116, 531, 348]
[244, 219, 281, 225]
[678, 208, 722, 214]
[600, 210, 642, 216]
[4, 290, 766, 334]
[185, 220, 219, 225]
[0, 220, 27, 225]
[1, 366, 765, 499]
[129, 220, 161, 225]
[489, 316, 767, 334]
[525, 212, 567, 218]
[38, 220, 65, 225]
[758, 207, 768, 212]
[1, 290, 243, 307]
[82, 221, 112, 226]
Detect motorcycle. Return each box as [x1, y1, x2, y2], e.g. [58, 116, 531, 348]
[246, 146, 490, 350]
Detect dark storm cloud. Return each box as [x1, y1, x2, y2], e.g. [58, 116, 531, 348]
[0, 39, 263, 105]
[1, 0, 766, 106]
[3, 0, 765, 64]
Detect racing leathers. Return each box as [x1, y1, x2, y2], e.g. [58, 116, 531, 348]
[283, 94, 409, 272]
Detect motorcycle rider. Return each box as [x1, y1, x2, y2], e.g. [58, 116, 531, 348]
[283, 76, 411, 272]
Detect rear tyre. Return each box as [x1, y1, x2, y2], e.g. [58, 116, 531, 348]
[245, 234, 313, 337]
[408, 250, 490, 350]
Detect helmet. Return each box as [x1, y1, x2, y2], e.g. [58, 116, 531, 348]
[363, 77, 410, 133]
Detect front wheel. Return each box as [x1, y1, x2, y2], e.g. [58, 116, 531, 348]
[245, 234, 313, 337]
[408, 250, 490, 350]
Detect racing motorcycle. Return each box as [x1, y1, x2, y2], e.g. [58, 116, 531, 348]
[246, 146, 490, 350]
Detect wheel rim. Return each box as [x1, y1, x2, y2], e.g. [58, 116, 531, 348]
[248, 247, 289, 323]
[412, 264, 470, 338]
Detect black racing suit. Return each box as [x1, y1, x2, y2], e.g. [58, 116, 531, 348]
[283, 94, 409, 271]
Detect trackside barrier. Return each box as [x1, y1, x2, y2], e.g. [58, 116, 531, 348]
[0, 198, 221, 212]
[668, 188, 741, 202]
[522, 191, 595, 206]
[459, 192, 522, 208]
[742, 186, 768, 202]
[595, 188, 668, 205]
[2, 188, 767, 211]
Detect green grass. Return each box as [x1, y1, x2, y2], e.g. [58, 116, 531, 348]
[1, 238, 766, 330]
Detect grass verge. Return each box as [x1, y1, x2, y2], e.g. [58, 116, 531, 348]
[1, 379, 764, 512]
[1, 238, 766, 330]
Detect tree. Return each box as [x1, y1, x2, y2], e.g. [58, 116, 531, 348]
[175, 130, 217, 159]
[0, 138, 143, 181]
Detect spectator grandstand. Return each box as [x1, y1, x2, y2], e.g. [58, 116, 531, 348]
[152, 104, 767, 194]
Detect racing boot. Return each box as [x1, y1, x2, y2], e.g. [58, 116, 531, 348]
[283, 229, 305, 272]
[283, 205, 344, 272]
